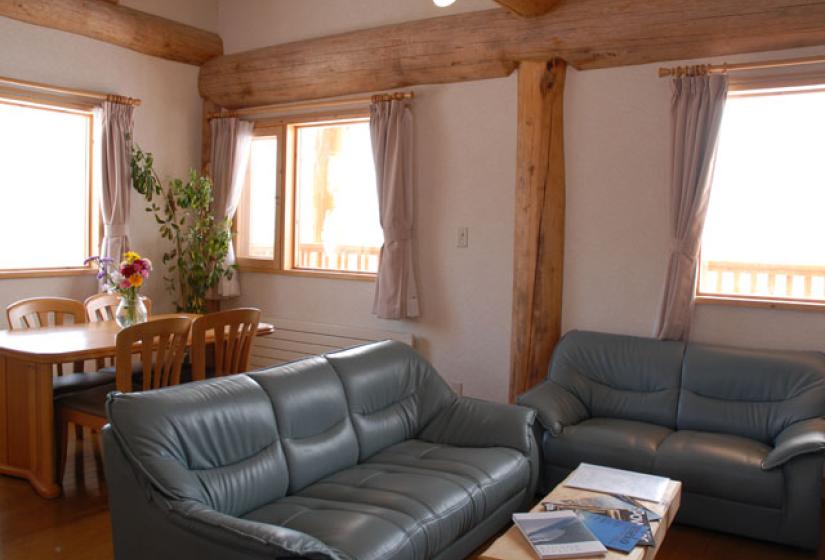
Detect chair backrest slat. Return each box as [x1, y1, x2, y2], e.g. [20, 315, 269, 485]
[7, 297, 86, 331]
[191, 308, 261, 381]
[115, 317, 192, 394]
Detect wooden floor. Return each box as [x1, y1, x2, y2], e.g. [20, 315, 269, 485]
[0, 434, 822, 560]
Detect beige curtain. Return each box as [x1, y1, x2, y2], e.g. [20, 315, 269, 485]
[99, 101, 135, 263]
[655, 74, 728, 340]
[209, 117, 254, 299]
[370, 99, 420, 319]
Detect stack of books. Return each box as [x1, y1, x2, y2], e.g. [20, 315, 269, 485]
[513, 464, 670, 559]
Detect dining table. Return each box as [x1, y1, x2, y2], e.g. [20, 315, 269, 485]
[0, 313, 274, 499]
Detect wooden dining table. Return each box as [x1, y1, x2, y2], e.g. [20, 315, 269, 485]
[0, 313, 274, 499]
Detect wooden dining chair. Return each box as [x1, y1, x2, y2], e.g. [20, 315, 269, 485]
[190, 308, 261, 381]
[84, 293, 153, 369]
[84, 293, 153, 322]
[56, 316, 193, 483]
[5, 297, 116, 397]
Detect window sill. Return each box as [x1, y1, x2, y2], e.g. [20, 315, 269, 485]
[695, 295, 825, 313]
[0, 268, 96, 280]
[237, 266, 376, 282]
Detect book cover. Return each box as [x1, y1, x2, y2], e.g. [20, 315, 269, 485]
[544, 496, 659, 545]
[563, 463, 670, 502]
[513, 511, 607, 559]
[577, 511, 647, 553]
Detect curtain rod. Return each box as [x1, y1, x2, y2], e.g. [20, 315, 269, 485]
[658, 54, 825, 78]
[0, 75, 141, 106]
[207, 91, 414, 120]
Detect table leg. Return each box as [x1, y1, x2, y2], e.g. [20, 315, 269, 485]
[0, 354, 60, 498]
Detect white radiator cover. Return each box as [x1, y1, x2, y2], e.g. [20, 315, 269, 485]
[250, 317, 414, 370]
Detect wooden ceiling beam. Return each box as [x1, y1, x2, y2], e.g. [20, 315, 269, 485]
[494, 0, 562, 17]
[199, 0, 825, 108]
[0, 0, 222, 66]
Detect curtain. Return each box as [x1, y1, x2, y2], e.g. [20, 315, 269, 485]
[370, 98, 420, 319]
[655, 74, 728, 340]
[99, 101, 135, 264]
[209, 117, 254, 299]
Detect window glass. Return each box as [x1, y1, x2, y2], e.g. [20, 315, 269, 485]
[237, 136, 278, 260]
[292, 120, 382, 274]
[0, 101, 92, 270]
[699, 86, 825, 302]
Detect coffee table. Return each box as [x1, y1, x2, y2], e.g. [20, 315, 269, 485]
[479, 474, 682, 560]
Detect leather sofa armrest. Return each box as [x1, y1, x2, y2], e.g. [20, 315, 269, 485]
[517, 380, 588, 436]
[763, 417, 825, 470]
[167, 500, 338, 559]
[419, 397, 536, 455]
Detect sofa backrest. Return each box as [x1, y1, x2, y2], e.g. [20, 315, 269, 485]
[679, 344, 825, 443]
[326, 340, 456, 460]
[548, 330, 685, 428]
[106, 375, 290, 518]
[249, 356, 359, 493]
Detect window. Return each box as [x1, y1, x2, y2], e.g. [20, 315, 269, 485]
[697, 84, 825, 306]
[235, 113, 382, 278]
[0, 99, 97, 275]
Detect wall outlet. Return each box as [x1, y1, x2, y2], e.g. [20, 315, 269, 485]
[457, 226, 469, 248]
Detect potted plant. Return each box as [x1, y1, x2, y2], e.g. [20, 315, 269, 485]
[131, 145, 234, 313]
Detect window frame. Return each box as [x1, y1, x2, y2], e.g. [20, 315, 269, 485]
[235, 109, 378, 282]
[0, 96, 99, 279]
[695, 74, 825, 312]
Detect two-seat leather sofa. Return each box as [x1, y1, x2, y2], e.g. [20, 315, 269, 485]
[519, 330, 825, 549]
[102, 340, 538, 560]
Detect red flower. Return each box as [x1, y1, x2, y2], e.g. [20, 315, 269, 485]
[121, 264, 136, 277]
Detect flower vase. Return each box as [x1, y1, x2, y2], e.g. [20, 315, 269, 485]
[115, 294, 148, 327]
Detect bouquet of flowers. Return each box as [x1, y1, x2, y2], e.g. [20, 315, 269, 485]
[86, 251, 153, 296]
[85, 251, 153, 326]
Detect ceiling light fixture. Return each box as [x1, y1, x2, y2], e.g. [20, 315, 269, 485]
[433, 0, 457, 7]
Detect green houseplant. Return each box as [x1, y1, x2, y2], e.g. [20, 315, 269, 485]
[131, 145, 234, 313]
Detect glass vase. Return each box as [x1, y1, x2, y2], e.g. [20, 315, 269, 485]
[115, 293, 148, 328]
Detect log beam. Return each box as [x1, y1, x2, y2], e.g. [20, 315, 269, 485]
[494, 0, 562, 17]
[0, 0, 222, 66]
[199, 0, 825, 108]
[509, 59, 566, 402]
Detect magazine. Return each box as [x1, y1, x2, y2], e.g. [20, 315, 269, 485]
[543, 501, 655, 547]
[577, 511, 647, 552]
[563, 463, 670, 502]
[513, 511, 607, 559]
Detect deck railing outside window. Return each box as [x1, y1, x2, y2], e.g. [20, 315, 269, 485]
[700, 260, 825, 302]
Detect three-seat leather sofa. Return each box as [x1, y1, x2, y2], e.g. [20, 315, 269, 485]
[519, 330, 825, 549]
[102, 340, 538, 560]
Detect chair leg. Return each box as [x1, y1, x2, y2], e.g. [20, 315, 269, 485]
[75, 424, 84, 440]
[56, 411, 70, 486]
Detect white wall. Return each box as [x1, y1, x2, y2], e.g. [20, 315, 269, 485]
[564, 45, 825, 352]
[0, 1, 217, 326]
[218, 0, 498, 54]
[235, 77, 518, 401]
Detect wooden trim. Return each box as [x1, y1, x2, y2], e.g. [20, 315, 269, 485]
[494, 0, 561, 17]
[199, 0, 825, 108]
[509, 60, 566, 403]
[0, 0, 223, 66]
[695, 295, 825, 313]
[0, 75, 140, 106]
[238, 267, 375, 282]
[0, 268, 96, 280]
[208, 92, 412, 121]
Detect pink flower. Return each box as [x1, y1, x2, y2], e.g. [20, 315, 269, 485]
[140, 269, 150, 279]
[119, 279, 131, 290]
[142, 258, 153, 271]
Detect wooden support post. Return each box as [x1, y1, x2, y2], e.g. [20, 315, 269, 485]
[509, 59, 566, 402]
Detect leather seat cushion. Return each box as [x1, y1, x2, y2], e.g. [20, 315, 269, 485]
[544, 418, 672, 472]
[242, 440, 529, 560]
[58, 382, 115, 417]
[53, 370, 116, 397]
[654, 430, 783, 508]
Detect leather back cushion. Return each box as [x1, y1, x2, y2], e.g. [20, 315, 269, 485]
[549, 330, 685, 428]
[106, 375, 288, 517]
[250, 357, 359, 493]
[327, 340, 456, 460]
[679, 344, 825, 443]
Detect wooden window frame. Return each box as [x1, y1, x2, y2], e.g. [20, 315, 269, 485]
[235, 109, 377, 282]
[0, 96, 99, 279]
[695, 74, 825, 312]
